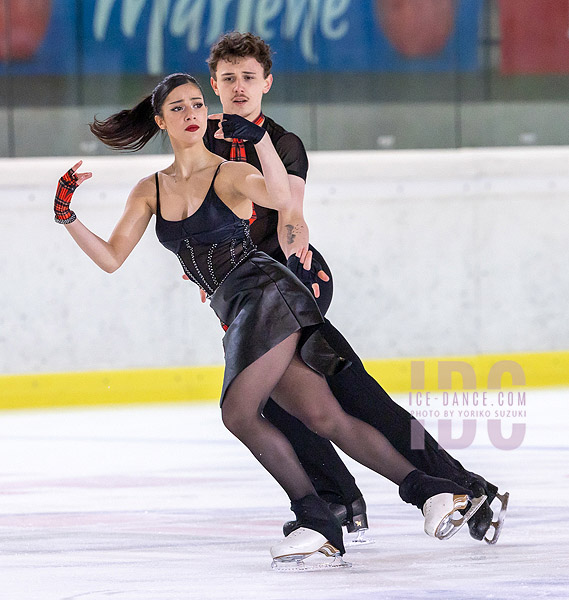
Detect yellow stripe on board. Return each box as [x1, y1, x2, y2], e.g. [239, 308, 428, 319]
[363, 350, 569, 393]
[1, 351, 568, 411]
[0, 366, 224, 411]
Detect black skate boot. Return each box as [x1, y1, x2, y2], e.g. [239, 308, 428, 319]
[399, 470, 487, 540]
[271, 494, 349, 571]
[467, 480, 509, 544]
[327, 496, 373, 546]
[328, 496, 369, 533]
[283, 495, 368, 537]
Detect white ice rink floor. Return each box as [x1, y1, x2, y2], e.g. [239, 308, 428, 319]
[1, 388, 568, 600]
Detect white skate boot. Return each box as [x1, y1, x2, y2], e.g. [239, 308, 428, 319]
[270, 527, 351, 571]
[423, 493, 487, 540]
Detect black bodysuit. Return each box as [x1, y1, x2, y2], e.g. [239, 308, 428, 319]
[154, 165, 256, 297]
[155, 163, 348, 403]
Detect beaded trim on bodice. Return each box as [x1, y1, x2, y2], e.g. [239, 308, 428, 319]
[175, 221, 255, 296]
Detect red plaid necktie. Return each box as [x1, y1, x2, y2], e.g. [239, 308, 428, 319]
[229, 112, 265, 161]
[230, 113, 264, 226]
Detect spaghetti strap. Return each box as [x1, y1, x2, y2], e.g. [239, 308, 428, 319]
[155, 161, 229, 223]
[211, 160, 230, 185]
[154, 172, 161, 217]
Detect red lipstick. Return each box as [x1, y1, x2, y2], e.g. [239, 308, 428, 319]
[185, 125, 199, 132]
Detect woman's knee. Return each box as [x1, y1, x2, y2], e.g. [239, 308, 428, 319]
[300, 405, 343, 439]
[221, 402, 248, 437]
[221, 399, 265, 441]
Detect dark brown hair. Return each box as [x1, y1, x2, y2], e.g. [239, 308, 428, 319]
[90, 73, 204, 152]
[207, 32, 273, 79]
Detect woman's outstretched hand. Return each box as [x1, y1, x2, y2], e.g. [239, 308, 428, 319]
[54, 160, 92, 224]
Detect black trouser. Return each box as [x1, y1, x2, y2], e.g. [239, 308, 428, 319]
[263, 318, 490, 505]
[262, 246, 492, 506]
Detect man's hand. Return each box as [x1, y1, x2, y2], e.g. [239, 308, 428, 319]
[182, 273, 208, 303]
[287, 250, 330, 298]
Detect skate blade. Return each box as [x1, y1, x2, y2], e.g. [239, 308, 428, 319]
[484, 491, 510, 545]
[271, 552, 351, 572]
[436, 494, 487, 540]
[346, 528, 375, 548]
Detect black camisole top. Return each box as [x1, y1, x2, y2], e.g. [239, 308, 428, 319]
[155, 162, 256, 296]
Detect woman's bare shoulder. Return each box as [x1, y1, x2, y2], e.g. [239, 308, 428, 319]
[125, 173, 161, 213]
[216, 161, 261, 190]
[220, 160, 259, 175]
[132, 173, 158, 195]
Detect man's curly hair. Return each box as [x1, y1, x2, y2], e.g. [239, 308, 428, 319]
[207, 32, 273, 79]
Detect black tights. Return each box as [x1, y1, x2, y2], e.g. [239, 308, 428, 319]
[221, 332, 415, 501]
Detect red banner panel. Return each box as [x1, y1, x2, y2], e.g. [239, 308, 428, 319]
[500, 0, 569, 73]
[0, 0, 52, 61]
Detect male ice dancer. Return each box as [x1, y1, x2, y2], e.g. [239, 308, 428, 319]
[201, 32, 508, 545]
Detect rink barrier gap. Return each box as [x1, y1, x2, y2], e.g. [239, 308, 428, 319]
[1, 350, 567, 411]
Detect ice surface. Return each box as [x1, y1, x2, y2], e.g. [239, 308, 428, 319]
[0, 389, 567, 599]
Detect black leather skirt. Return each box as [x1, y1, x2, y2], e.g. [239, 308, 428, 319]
[209, 251, 350, 404]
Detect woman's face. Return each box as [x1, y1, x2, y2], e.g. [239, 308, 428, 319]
[155, 83, 207, 143]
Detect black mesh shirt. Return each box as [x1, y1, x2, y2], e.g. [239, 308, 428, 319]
[204, 116, 309, 264]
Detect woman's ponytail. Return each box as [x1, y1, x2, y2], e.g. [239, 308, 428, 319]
[90, 95, 159, 152]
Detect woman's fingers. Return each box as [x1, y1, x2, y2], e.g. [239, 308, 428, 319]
[76, 172, 93, 185]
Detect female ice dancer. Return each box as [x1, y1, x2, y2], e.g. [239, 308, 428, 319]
[53, 73, 485, 568]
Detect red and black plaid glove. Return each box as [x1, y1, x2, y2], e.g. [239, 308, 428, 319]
[54, 167, 79, 224]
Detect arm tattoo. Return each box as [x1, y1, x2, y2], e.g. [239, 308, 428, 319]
[285, 223, 304, 245]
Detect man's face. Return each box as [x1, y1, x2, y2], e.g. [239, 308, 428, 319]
[211, 56, 273, 121]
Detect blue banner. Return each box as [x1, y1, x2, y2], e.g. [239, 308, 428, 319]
[5, 0, 482, 75]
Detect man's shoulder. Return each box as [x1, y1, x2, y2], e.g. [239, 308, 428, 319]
[264, 116, 305, 149]
[264, 115, 294, 138]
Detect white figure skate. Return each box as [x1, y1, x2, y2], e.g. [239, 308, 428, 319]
[424, 493, 487, 540]
[283, 495, 374, 548]
[270, 527, 351, 571]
